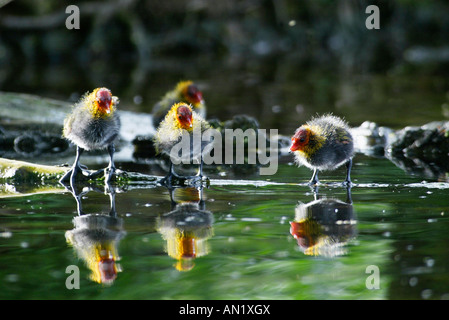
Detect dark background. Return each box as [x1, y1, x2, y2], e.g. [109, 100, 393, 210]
[1, 0, 449, 133]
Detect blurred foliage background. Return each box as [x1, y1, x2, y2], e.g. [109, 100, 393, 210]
[1, 0, 449, 132]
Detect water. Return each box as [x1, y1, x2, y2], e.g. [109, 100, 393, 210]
[1, 151, 448, 300]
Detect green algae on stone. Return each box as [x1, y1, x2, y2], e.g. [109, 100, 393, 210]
[0, 158, 68, 183]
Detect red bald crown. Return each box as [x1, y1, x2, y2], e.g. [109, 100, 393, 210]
[185, 85, 203, 104]
[290, 128, 310, 152]
[95, 88, 113, 114]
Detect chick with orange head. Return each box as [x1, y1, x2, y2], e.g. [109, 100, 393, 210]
[60, 87, 120, 186]
[152, 80, 206, 127]
[290, 114, 354, 185]
[154, 102, 212, 185]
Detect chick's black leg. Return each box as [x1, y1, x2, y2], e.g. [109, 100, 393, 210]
[186, 156, 206, 186]
[73, 187, 90, 216]
[59, 168, 72, 184]
[107, 143, 116, 171]
[170, 161, 179, 178]
[105, 143, 116, 185]
[59, 146, 81, 183]
[168, 185, 177, 209]
[161, 161, 176, 187]
[309, 168, 319, 186]
[345, 184, 353, 205]
[70, 146, 85, 187]
[344, 158, 353, 186]
[197, 155, 204, 179]
[107, 187, 117, 217]
[60, 146, 84, 184]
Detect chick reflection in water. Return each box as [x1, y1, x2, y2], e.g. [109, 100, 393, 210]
[290, 188, 356, 257]
[65, 185, 126, 285]
[156, 186, 213, 271]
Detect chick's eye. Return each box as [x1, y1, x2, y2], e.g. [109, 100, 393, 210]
[299, 138, 305, 143]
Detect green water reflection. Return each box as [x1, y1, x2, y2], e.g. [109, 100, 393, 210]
[1, 154, 448, 300]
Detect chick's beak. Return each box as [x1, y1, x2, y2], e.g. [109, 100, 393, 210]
[179, 114, 193, 128]
[290, 138, 300, 152]
[290, 221, 302, 239]
[103, 99, 113, 114]
[187, 116, 193, 128]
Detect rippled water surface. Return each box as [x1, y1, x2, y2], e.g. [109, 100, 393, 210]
[1, 153, 449, 300]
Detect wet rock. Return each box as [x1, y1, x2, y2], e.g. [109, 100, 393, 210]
[132, 134, 157, 160]
[0, 122, 69, 159]
[0, 157, 160, 187]
[14, 133, 69, 156]
[0, 91, 153, 143]
[352, 120, 449, 179]
[0, 158, 67, 183]
[386, 121, 449, 178]
[210, 114, 285, 155]
[220, 114, 260, 131]
[389, 121, 449, 158]
[351, 121, 394, 157]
